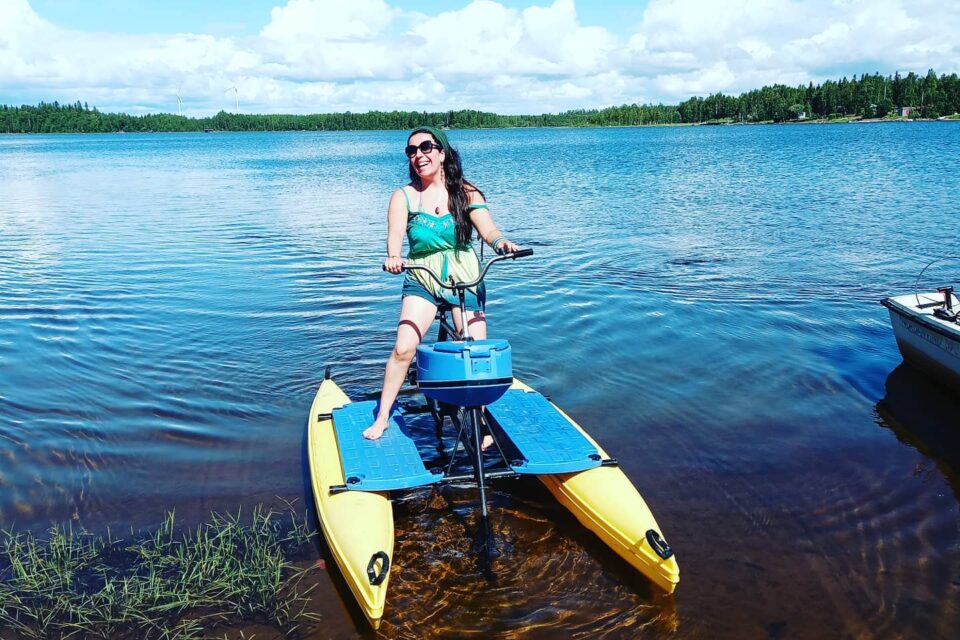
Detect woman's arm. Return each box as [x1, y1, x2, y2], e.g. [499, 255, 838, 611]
[384, 188, 407, 273]
[467, 188, 520, 254]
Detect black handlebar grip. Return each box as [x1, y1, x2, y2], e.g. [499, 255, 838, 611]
[511, 248, 534, 258]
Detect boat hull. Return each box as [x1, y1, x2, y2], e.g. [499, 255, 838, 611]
[308, 379, 392, 629]
[882, 294, 960, 389]
[512, 380, 681, 593]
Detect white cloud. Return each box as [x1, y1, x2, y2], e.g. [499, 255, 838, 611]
[259, 0, 404, 80]
[0, 0, 958, 115]
[409, 0, 605, 78]
[737, 38, 775, 63]
[629, 0, 959, 99]
[262, 0, 396, 41]
[408, 1, 524, 77]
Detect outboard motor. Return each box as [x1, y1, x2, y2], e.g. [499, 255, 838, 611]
[934, 286, 958, 321]
[938, 285, 954, 310]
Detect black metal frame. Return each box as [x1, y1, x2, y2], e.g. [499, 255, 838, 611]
[405, 251, 534, 519]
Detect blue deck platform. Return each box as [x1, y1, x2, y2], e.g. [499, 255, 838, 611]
[332, 401, 440, 491]
[331, 390, 601, 491]
[486, 389, 602, 475]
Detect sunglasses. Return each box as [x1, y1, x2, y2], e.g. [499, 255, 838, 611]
[405, 141, 443, 158]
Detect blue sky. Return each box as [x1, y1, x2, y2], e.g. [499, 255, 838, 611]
[28, 0, 649, 37]
[5, 0, 957, 116]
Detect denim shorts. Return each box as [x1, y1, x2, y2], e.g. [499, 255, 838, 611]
[402, 273, 486, 311]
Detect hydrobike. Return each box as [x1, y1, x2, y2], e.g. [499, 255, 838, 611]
[307, 250, 679, 629]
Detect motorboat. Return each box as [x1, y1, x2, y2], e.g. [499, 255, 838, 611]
[881, 285, 960, 388]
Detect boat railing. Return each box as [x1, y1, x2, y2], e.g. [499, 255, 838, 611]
[913, 256, 960, 309]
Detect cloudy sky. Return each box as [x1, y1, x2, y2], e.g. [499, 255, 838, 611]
[2, 0, 958, 116]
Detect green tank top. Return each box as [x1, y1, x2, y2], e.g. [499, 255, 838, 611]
[401, 187, 488, 296]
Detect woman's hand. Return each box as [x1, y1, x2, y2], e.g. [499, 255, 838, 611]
[494, 238, 521, 255]
[383, 255, 404, 274]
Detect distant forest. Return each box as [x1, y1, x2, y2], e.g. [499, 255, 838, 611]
[2, 69, 958, 134]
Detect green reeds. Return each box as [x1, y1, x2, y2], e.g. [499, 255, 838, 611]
[0, 505, 320, 639]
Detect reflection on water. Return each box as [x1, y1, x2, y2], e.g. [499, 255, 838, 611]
[877, 364, 960, 501]
[867, 364, 960, 640]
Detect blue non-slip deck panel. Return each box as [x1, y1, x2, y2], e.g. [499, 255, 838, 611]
[332, 401, 439, 491]
[486, 390, 601, 475]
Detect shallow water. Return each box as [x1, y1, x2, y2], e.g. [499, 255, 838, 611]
[2, 124, 959, 639]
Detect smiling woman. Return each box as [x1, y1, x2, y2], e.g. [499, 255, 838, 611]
[363, 126, 521, 441]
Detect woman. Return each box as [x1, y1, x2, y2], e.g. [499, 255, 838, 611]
[363, 126, 520, 440]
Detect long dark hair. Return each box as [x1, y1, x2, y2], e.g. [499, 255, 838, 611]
[408, 130, 484, 247]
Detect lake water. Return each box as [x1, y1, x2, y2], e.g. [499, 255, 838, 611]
[1, 123, 959, 639]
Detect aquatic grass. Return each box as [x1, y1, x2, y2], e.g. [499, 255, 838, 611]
[0, 505, 320, 639]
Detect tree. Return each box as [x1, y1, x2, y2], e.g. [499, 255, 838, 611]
[875, 97, 894, 118]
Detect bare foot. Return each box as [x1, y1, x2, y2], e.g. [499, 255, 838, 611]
[363, 419, 389, 440]
[481, 434, 494, 450]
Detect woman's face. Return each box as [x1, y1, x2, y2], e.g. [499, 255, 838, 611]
[407, 132, 445, 180]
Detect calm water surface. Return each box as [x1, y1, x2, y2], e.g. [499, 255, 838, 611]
[1, 124, 959, 639]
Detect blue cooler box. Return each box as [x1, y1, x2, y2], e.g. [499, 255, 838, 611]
[416, 339, 512, 406]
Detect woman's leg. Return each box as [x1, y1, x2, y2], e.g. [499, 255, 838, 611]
[452, 308, 487, 339]
[451, 309, 494, 449]
[363, 296, 438, 440]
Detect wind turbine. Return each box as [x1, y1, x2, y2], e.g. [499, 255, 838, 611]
[176, 85, 183, 116]
[225, 86, 239, 112]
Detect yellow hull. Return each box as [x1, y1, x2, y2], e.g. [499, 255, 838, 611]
[307, 379, 392, 629]
[513, 380, 681, 593]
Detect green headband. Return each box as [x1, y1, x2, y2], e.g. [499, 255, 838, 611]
[410, 126, 451, 154]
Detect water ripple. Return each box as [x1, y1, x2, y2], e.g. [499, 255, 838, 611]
[2, 126, 959, 638]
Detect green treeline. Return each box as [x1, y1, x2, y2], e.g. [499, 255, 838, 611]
[675, 68, 960, 124]
[2, 69, 959, 134]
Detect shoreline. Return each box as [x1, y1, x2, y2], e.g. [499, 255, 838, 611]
[3, 115, 958, 135]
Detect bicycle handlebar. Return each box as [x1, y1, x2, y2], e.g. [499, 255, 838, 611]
[382, 249, 533, 290]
